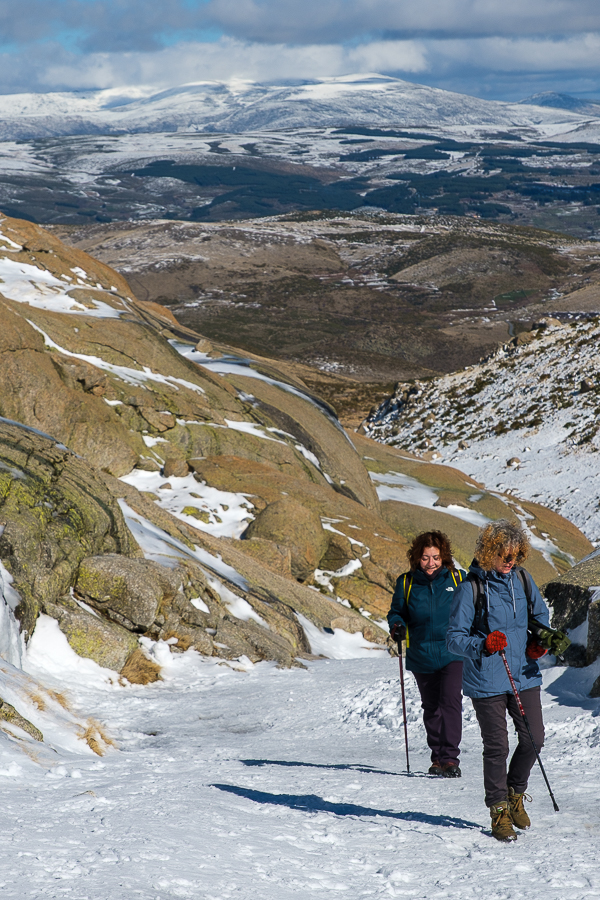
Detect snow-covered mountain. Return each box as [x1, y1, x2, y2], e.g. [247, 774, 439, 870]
[519, 91, 600, 117]
[0, 73, 596, 141]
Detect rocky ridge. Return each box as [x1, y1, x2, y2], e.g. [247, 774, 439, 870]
[0, 213, 592, 698]
[366, 310, 600, 678]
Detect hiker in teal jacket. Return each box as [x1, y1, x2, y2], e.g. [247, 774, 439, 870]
[388, 530, 466, 778]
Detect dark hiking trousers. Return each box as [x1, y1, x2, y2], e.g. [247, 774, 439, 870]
[472, 686, 544, 807]
[413, 661, 463, 765]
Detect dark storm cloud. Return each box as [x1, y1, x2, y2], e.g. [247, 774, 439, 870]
[3, 0, 600, 53]
[204, 0, 600, 44]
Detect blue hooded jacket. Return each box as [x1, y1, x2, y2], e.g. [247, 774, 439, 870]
[388, 566, 465, 673]
[446, 562, 551, 699]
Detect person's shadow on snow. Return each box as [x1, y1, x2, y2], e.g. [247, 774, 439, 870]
[240, 758, 429, 778]
[211, 783, 481, 830]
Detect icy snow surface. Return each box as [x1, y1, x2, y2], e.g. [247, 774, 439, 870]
[2, 647, 600, 897]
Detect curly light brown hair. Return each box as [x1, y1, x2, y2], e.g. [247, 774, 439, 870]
[407, 530, 455, 571]
[474, 519, 530, 571]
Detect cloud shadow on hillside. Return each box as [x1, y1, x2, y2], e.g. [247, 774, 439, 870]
[211, 783, 482, 830]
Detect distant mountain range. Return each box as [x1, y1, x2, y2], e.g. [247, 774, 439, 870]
[519, 91, 600, 117]
[0, 74, 597, 141]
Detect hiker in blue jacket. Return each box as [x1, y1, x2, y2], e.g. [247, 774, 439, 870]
[447, 519, 568, 842]
[388, 530, 466, 778]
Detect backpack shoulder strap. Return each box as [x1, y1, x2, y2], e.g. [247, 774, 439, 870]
[514, 566, 534, 615]
[466, 571, 488, 635]
[403, 572, 414, 604]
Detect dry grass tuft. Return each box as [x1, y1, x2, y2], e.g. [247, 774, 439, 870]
[47, 689, 72, 712]
[162, 630, 193, 651]
[78, 718, 116, 756]
[120, 648, 162, 685]
[27, 691, 46, 711]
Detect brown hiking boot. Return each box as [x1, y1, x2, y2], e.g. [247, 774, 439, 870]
[441, 762, 461, 778]
[508, 787, 532, 829]
[428, 761, 443, 776]
[489, 801, 518, 842]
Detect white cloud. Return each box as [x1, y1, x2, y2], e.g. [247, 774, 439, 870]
[425, 33, 600, 73]
[41, 38, 428, 91]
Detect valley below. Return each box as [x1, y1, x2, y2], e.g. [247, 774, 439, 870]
[50, 210, 600, 428]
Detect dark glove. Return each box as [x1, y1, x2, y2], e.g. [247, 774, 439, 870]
[531, 624, 571, 656]
[484, 630, 507, 655]
[390, 623, 406, 643]
[526, 638, 547, 660]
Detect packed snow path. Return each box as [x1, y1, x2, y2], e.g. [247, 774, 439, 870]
[2, 651, 600, 899]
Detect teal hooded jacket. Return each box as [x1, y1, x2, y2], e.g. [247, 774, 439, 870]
[387, 566, 466, 673]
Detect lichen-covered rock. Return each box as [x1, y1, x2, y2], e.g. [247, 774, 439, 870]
[44, 595, 139, 670]
[75, 556, 182, 630]
[0, 698, 43, 742]
[236, 538, 293, 579]
[544, 551, 600, 666]
[0, 420, 138, 639]
[242, 498, 328, 581]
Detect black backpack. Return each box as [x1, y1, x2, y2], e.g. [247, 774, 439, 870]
[467, 565, 533, 636]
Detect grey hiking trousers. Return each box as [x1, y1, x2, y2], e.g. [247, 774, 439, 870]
[471, 686, 544, 807]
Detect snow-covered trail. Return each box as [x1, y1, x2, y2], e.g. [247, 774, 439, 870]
[1, 652, 600, 899]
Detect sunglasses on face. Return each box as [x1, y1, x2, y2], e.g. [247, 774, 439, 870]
[500, 554, 516, 564]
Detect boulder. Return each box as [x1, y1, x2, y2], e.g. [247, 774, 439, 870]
[513, 331, 536, 346]
[544, 551, 600, 666]
[534, 317, 563, 330]
[0, 699, 43, 742]
[0, 420, 138, 639]
[242, 498, 328, 581]
[75, 555, 182, 630]
[163, 457, 190, 478]
[236, 538, 293, 579]
[45, 595, 139, 671]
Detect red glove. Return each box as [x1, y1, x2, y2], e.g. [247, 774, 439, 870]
[484, 631, 507, 654]
[526, 639, 547, 660]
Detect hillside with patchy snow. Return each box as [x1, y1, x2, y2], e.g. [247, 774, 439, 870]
[367, 316, 600, 543]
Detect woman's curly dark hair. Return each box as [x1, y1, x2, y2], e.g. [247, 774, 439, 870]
[474, 519, 530, 571]
[407, 530, 455, 571]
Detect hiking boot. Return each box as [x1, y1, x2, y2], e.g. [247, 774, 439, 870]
[508, 787, 532, 829]
[441, 762, 461, 778]
[428, 761, 443, 776]
[490, 801, 518, 842]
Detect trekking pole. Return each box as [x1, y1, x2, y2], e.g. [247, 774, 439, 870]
[500, 650, 559, 812]
[398, 640, 410, 774]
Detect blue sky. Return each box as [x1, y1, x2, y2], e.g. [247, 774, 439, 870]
[1, 0, 600, 99]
